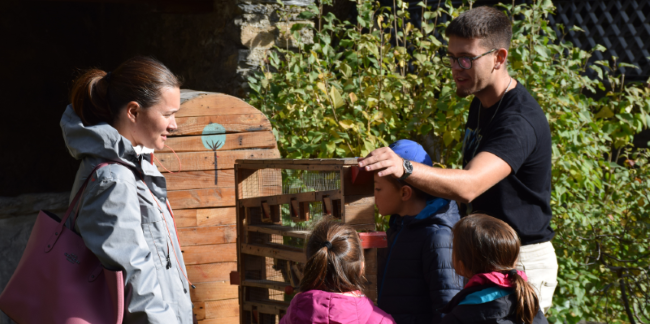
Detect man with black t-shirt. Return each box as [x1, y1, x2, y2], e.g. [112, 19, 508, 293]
[359, 6, 557, 312]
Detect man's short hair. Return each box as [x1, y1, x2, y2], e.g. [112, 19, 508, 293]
[445, 6, 512, 50]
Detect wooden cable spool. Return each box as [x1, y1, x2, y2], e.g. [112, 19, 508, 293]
[158, 90, 280, 324]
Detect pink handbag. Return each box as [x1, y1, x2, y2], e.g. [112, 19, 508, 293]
[0, 162, 124, 324]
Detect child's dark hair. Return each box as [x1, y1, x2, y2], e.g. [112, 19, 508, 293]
[383, 174, 431, 201]
[452, 214, 539, 324]
[300, 218, 366, 294]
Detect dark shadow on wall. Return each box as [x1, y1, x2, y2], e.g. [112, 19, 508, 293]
[0, 0, 243, 196]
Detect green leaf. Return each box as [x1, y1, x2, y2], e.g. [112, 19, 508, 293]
[367, 97, 378, 109]
[443, 131, 453, 146]
[316, 82, 327, 95]
[338, 119, 355, 130]
[594, 106, 614, 119]
[330, 86, 345, 108]
[619, 62, 640, 70]
[297, 11, 317, 19]
[349, 92, 358, 104]
[340, 63, 353, 78]
[594, 44, 607, 52]
[326, 141, 336, 153]
[424, 22, 435, 34]
[534, 44, 549, 59]
[570, 25, 585, 33]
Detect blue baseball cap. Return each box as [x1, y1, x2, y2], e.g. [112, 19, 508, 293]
[389, 139, 433, 166]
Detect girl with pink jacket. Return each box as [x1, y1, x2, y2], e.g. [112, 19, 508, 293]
[280, 219, 395, 324]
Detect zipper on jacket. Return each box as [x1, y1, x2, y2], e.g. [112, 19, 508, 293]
[377, 217, 405, 304]
[166, 243, 172, 269]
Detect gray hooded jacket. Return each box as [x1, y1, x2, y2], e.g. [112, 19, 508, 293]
[60, 105, 193, 324]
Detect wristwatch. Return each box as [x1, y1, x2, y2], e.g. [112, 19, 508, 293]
[399, 159, 413, 180]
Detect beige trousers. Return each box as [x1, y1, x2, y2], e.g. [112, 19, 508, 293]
[516, 241, 559, 314]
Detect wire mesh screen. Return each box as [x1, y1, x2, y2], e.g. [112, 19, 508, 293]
[376, 0, 650, 80]
[282, 170, 341, 194]
[549, 0, 650, 80]
[240, 168, 341, 199]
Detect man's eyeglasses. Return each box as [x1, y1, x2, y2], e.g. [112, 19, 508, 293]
[442, 49, 497, 70]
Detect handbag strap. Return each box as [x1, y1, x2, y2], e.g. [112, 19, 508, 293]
[44, 162, 130, 253]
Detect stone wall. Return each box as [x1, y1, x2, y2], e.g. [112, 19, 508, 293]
[235, 0, 314, 94]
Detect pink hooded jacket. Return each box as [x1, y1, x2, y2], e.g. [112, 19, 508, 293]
[280, 290, 395, 324]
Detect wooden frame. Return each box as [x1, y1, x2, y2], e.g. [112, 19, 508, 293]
[233, 159, 383, 324]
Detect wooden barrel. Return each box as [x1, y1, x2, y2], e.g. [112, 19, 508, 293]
[157, 90, 280, 324]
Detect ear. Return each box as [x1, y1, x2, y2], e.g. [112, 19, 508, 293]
[125, 101, 141, 123]
[401, 185, 413, 201]
[360, 260, 365, 275]
[494, 48, 509, 70]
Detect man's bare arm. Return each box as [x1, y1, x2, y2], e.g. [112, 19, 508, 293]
[358, 148, 511, 203]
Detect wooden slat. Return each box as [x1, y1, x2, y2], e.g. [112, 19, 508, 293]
[183, 243, 237, 264]
[241, 244, 306, 263]
[343, 195, 376, 225]
[349, 223, 376, 231]
[236, 163, 342, 171]
[236, 158, 358, 165]
[198, 317, 239, 324]
[364, 248, 378, 302]
[192, 301, 205, 321]
[241, 279, 293, 291]
[178, 225, 237, 246]
[174, 207, 236, 228]
[191, 281, 239, 301]
[187, 262, 238, 283]
[179, 93, 263, 117]
[205, 299, 239, 320]
[239, 190, 341, 208]
[165, 170, 234, 191]
[168, 188, 236, 209]
[161, 131, 276, 153]
[241, 300, 289, 313]
[156, 149, 281, 172]
[247, 224, 309, 239]
[194, 301, 206, 320]
[174, 114, 271, 136]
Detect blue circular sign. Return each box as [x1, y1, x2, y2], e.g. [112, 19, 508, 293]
[201, 123, 226, 150]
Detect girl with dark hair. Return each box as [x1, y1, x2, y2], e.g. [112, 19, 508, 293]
[61, 56, 193, 323]
[440, 214, 548, 324]
[280, 218, 395, 324]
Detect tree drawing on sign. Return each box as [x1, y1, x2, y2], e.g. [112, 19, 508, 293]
[207, 139, 223, 185]
[201, 123, 227, 185]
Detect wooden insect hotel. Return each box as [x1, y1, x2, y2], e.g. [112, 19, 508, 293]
[157, 90, 280, 324]
[232, 158, 386, 324]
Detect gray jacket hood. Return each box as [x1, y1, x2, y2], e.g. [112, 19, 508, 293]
[60, 105, 138, 168]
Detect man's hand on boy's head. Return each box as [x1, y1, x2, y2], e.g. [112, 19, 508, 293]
[358, 147, 404, 178]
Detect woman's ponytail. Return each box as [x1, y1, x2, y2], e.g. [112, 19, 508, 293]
[69, 56, 181, 126]
[506, 269, 539, 324]
[70, 69, 113, 126]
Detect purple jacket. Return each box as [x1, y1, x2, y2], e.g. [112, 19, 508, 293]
[280, 290, 395, 324]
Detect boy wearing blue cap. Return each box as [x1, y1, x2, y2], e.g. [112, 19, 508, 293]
[375, 140, 462, 324]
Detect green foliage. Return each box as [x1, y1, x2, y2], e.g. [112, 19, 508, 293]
[247, 0, 650, 322]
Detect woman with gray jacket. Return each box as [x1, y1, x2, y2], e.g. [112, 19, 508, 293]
[60, 56, 193, 323]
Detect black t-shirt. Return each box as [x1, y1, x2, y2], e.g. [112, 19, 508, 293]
[461, 80, 554, 245]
